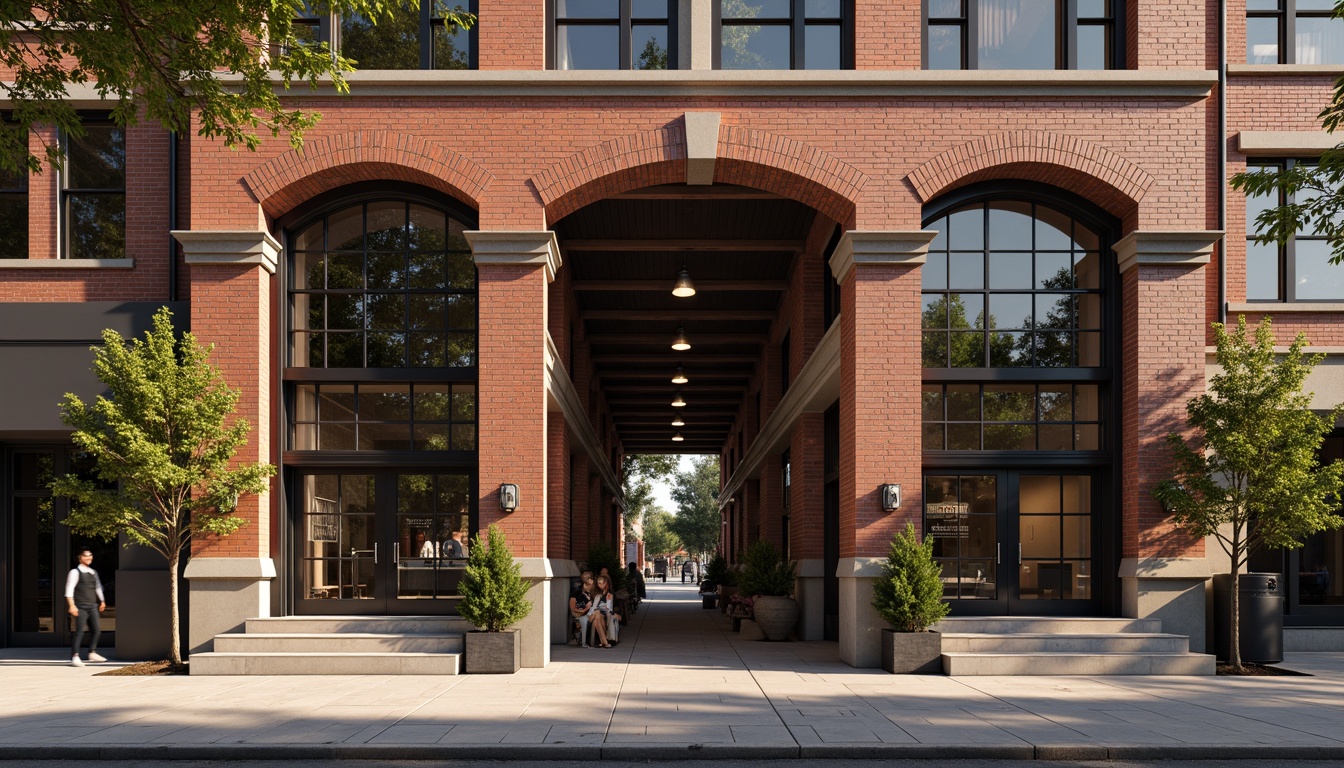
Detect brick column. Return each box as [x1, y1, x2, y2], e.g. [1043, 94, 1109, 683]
[1115, 230, 1220, 653]
[172, 230, 279, 655]
[830, 231, 935, 668]
[466, 230, 560, 668]
[791, 413, 826, 640]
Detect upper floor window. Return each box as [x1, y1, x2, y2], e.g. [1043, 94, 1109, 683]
[0, 164, 27, 259]
[1247, 0, 1344, 64]
[552, 0, 676, 69]
[922, 200, 1105, 369]
[926, 0, 1119, 70]
[1245, 160, 1342, 301]
[289, 199, 477, 368]
[62, 123, 124, 260]
[716, 0, 852, 70]
[291, 0, 476, 70]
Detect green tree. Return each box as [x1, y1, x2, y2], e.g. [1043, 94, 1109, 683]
[457, 524, 533, 632]
[1155, 316, 1344, 669]
[1231, 1, 1344, 264]
[873, 523, 950, 633]
[635, 36, 667, 70]
[642, 509, 682, 559]
[0, 0, 475, 173]
[50, 308, 275, 666]
[621, 454, 677, 538]
[668, 455, 721, 557]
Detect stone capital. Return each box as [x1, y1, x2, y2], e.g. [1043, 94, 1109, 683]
[465, 230, 562, 282]
[829, 231, 936, 284]
[1113, 230, 1221, 274]
[182, 557, 277, 581]
[173, 230, 281, 275]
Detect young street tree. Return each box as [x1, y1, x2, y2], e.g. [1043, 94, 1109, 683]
[1155, 316, 1344, 669]
[642, 509, 682, 560]
[50, 308, 274, 666]
[1231, 1, 1344, 264]
[668, 455, 722, 558]
[621, 454, 677, 540]
[0, 0, 475, 173]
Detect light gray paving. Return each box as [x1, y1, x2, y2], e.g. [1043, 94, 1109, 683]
[5, 581, 1344, 759]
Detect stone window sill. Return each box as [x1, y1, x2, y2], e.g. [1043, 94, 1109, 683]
[0, 258, 134, 269]
[1228, 64, 1344, 77]
[1227, 302, 1344, 313]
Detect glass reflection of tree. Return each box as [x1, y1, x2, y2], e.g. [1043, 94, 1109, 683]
[341, 1, 471, 70]
[636, 37, 668, 69]
[1016, 266, 1075, 368]
[720, 0, 771, 69]
[921, 293, 1016, 368]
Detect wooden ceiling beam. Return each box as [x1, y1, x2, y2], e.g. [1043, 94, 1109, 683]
[598, 372, 751, 381]
[585, 334, 766, 344]
[609, 185, 785, 201]
[572, 279, 789, 292]
[581, 309, 776, 321]
[590, 354, 758, 363]
[563, 239, 802, 252]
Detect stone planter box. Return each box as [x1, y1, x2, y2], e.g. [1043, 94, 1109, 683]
[881, 629, 942, 674]
[464, 629, 520, 674]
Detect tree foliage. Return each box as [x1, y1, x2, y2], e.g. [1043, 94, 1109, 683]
[737, 539, 794, 598]
[50, 307, 274, 664]
[457, 524, 532, 633]
[621, 454, 677, 538]
[1231, 1, 1344, 264]
[1155, 316, 1344, 668]
[872, 523, 950, 633]
[0, 0, 475, 173]
[641, 509, 682, 559]
[668, 455, 721, 556]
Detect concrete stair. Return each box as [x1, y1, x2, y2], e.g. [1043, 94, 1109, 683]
[190, 616, 469, 675]
[935, 616, 1216, 676]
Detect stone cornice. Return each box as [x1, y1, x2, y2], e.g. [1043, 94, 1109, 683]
[544, 332, 625, 510]
[1237, 131, 1339, 156]
[1113, 230, 1222, 274]
[0, 258, 133, 269]
[465, 231, 562, 283]
[173, 230, 281, 275]
[829, 231, 936, 284]
[216, 69, 1218, 99]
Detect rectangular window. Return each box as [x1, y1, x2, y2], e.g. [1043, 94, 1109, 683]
[1245, 159, 1343, 302]
[292, 0, 477, 69]
[0, 164, 28, 258]
[927, 0, 1119, 70]
[1248, 0, 1344, 64]
[717, 0, 851, 70]
[62, 122, 124, 260]
[553, 0, 676, 69]
[921, 383, 1103, 451]
[291, 383, 478, 452]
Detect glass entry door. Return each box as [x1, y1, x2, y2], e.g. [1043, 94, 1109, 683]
[294, 470, 472, 615]
[925, 471, 1096, 615]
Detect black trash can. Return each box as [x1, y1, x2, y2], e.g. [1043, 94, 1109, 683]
[1213, 572, 1283, 664]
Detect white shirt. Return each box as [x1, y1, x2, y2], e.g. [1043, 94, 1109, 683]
[64, 564, 105, 602]
[419, 541, 439, 558]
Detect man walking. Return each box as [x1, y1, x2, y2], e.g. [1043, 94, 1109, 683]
[65, 549, 106, 667]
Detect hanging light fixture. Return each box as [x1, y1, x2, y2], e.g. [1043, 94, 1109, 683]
[671, 326, 691, 351]
[671, 414, 685, 427]
[671, 390, 687, 407]
[671, 432, 685, 442]
[671, 366, 688, 384]
[672, 265, 696, 297]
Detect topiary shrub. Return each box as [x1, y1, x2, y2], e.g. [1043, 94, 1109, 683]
[457, 524, 533, 632]
[704, 553, 730, 587]
[737, 540, 796, 597]
[873, 523, 949, 632]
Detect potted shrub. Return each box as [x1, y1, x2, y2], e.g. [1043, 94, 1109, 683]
[458, 524, 533, 673]
[737, 540, 798, 641]
[872, 523, 949, 674]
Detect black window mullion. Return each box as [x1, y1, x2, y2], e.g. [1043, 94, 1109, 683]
[620, 0, 632, 69]
[1064, 0, 1077, 69]
[1284, 1, 1296, 63]
[793, 0, 805, 69]
[420, 0, 432, 68]
[966, 0, 980, 69]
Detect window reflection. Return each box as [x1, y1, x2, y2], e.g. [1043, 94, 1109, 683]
[719, 0, 847, 70]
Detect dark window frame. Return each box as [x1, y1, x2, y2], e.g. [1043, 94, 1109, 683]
[547, 0, 679, 70]
[289, 0, 479, 70]
[0, 150, 28, 259]
[59, 117, 125, 261]
[713, 0, 855, 70]
[923, 0, 1125, 70]
[1245, 158, 1339, 302]
[1247, 0, 1342, 64]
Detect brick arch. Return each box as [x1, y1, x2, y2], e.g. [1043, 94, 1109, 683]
[244, 131, 493, 217]
[907, 131, 1152, 219]
[531, 122, 866, 224]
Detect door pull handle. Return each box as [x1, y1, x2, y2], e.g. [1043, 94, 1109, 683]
[374, 543, 379, 564]
[1018, 543, 1022, 565]
[996, 543, 1000, 564]
[394, 542, 399, 565]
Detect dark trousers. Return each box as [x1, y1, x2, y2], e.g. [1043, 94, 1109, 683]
[71, 606, 100, 656]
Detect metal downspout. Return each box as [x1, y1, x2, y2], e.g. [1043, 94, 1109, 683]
[168, 131, 178, 302]
[1218, 0, 1228, 324]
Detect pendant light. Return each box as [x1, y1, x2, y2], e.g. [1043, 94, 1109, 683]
[672, 265, 696, 297]
[671, 326, 691, 351]
[671, 366, 689, 384]
[671, 390, 687, 407]
[671, 432, 685, 442]
[671, 414, 685, 427]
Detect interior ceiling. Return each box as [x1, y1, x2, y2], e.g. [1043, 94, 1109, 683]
[554, 184, 819, 455]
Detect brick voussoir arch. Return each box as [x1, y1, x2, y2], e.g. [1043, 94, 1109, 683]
[907, 131, 1153, 211]
[245, 131, 493, 216]
[534, 122, 866, 224]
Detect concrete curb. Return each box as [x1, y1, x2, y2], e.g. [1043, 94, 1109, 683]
[7, 742, 1344, 761]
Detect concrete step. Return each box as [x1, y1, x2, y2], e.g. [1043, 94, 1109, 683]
[934, 616, 1163, 635]
[213, 633, 463, 654]
[190, 651, 462, 676]
[942, 651, 1216, 676]
[243, 616, 470, 635]
[939, 632, 1191, 654]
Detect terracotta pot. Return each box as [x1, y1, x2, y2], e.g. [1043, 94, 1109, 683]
[880, 628, 942, 674]
[751, 595, 799, 641]
[464, 629, 521, 674]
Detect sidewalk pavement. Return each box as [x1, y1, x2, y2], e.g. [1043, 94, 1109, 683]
[4, 581, 1344, 761]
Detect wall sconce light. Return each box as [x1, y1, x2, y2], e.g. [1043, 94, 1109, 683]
[671, 366, 689, 384]
[881, 484, 902, 512]
[672, 266, 697, 298]
[671, 432, 685, 442]
[671, 390, 687, 407]
[671, 414, 685, 427]
[499, 483, 519, 513]
[671, 326, 691, 351]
